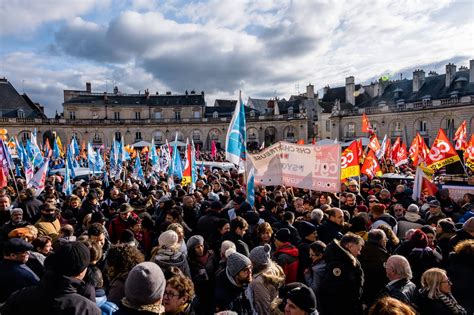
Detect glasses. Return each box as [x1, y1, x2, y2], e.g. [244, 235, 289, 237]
[441, 279, 452, 285]
[164, 291, 180, 298]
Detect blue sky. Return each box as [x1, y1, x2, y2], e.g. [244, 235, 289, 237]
[1, 0, 473, 116]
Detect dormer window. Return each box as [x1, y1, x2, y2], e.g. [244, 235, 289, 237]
[213, 111, 219, 118]
[250, 110, 256, 117]
[454, 77, 467, 90]
[17, 109, 24, 118]
[393, 88, 403, 99]
[288, 107, 294, 115]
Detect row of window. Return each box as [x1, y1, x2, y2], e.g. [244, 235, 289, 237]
[69, 111, 201, 120]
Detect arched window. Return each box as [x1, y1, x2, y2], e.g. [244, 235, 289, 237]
[213, 111, 219, 119]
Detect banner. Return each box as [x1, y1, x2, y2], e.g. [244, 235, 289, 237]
[361, 149, 382, 179]
[248, 142, 341, 193]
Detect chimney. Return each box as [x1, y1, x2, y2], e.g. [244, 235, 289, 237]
[306, 84, 315, 99]
[345, 76, 355, 105]
[103, 92, 108, 101]
[445, 63, 456, 87]
[470, 60, 474, 84]
[113, 86, 118, 94]
[86, 82, 91, 93]
[145, 89, 150, 100]
[428, 71, 438, 77]
[412, 69, 425, 92]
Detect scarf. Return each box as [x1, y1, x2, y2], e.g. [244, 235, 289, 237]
[437, 293, 467, 315]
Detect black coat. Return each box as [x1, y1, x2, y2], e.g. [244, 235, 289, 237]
[221, 231, 250, 257]
[358, 242, 390, 306]
[415, 290, 461, 315]
[0, 272, 101, 315]
[213, 269, 252, 314]
[318, 240, 364, 315]
[0, 259, 40, 302]
[447, 251, 474, 314]
[378, 278, 417, 305]
[317, 220, 343, 245]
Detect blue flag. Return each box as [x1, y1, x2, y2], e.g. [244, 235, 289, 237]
[247, 167, 255, 208]
[132, 154, 145, 183]
[62, 153, 73, 196]
[66, 148, 76, 178]
[225, 91, 247, 172]
[168, 134, 183, 179]
[150, 139, 160, 174]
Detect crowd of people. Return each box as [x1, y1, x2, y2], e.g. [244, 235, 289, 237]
[0, 152, 473, 315]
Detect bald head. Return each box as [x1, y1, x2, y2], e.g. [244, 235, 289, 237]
[385, 255, 412, 281]
[328, 208, 344, 226]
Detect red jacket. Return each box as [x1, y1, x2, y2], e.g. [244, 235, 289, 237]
[107, 212, 139, 244]
[273, 243, 299, 283]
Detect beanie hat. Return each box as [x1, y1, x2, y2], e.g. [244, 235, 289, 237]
[463, 217, 474, 233]
[226, 251, 251, 277]
[158, 230, 179, 249]
[411, 229, 428, 248]
[125, 262, 165, 306]
[10, 208, 23, 215]
[356, 205, 368, 213]
[275, 228, 291, 243]
[47, 241, 90, 276]
[298, 221, 316, 238]
[438, 219, 456, 233]
[249, 244, 271, 268]
[286, 283, 317, 313]
[186, 235, 204, 251]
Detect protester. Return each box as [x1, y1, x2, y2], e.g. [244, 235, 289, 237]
[273, 228, 299, 283]
[379, 255, 417, 305]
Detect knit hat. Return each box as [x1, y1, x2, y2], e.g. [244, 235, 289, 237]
[10, 208, 23, 215]
[119, 203, 134, 214]
[298, 221, 316, 238]
[186, 235, 204, 251]
[249, 244, 271, 268]
[158, 230, 178, 249]
[463, 217, 474, 233]
[286, 283, 317, 313]
[275, 228, 291, 243]
[410, 229, 428, 248]
[47, 241, 90, 276]
[125, 262, 166, 305]
[357, 205, 368, 213]
[438, 219, 456, 233]
[226, 251, 252, 277]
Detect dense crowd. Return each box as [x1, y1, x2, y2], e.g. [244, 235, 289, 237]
[0, 153, 473, 315]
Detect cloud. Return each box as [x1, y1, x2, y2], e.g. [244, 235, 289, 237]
[0, 0, 109, 36]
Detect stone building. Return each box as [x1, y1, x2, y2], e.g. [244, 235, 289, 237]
[323, 60, 474, 145]
[2, 82, 307, 150]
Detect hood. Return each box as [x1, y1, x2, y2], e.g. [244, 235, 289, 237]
[404, 212, 421, 222]
[323, 240, 357, 267]
[276, 243, 299, 258]
[259, 262, 285, 287]
[154, 248, 185, 264]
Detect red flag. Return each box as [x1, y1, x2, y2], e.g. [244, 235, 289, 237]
[465, 134, 474, 171]
[426, 128, 461, 171]
[368, 134, 381, 154]
[297, 139, 305, 145]
[362, 113, 373, 133]
[341, 141, 360, 179]
[357, 138, 365, 164]
[211, 140, 217, 159]
[384, 138, 391, 160]
[409, 135, 420, 166]
[182, 141, 192, 185]
[453, 120, 467, 150]
[394, 141, 408, 167]
[361, 150, 382, 179]
[311, 137, 316, 145]
[0, 167, 7, 188]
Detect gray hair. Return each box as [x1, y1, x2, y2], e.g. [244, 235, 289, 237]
[368, 229, 386, 245]
[311, 209, 324, 223]
[386, 255, 412, 280]
[407, 204, 419, 213]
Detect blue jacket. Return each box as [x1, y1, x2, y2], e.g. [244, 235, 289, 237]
[0, 259, 40, 302]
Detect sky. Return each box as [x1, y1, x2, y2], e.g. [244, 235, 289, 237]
[0, 0, 473, 117]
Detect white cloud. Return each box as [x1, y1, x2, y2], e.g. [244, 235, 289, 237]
[0, 0, 109, 36]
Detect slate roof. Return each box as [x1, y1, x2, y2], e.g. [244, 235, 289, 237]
[0, 78, 47, 118]
[320, 69, 474, 112]
[247, 97, 269, 113]
[214, 99, 237, 107]
[204, 100, 258, 118]
[64, 93, 205, 106]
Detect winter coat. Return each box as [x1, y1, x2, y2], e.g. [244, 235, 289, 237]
[196, 211, 221, 239]
[407, 247, 440, 286]
[415, 289, 466, 315]
[371, 213, 398, 234]
[358, 242, 390, 306]
[188, 250, 217, 314]
[107, 273, 127, 305]
[437, 232, 455, 265]
[378, 278, 417, 305]
[317, 220, 343, 245]
[26, 250, 46, 278]
[447, 251, 474, 314]
[304, 260, 326, 306]
[213, 268, 252, 314]
[0, 259, 40, 302]
[153, 248, 191, 278]
[221, 231, 250, 257]
[272, 221, 301, 245]
[297, 238, 313, 282]
[0, 220, 29, 242]
[448, 229, 474, 252]
[397, 213, 425, 239]
[19, 197, 43, 223]
[248, 261, 285, 315]
[0, 272, 101, 315]
[425, 211, 447, 226]
[35, 217, 61, 241]
[318, 240, 364, 315]
[273, 242, 299, 283]
[107, 212, 140, 244]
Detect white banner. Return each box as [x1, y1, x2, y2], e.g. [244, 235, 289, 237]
[248, 142, 341, 193]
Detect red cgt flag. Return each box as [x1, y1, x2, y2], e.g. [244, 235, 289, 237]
[426, 128, 460, 171]
[368, 133, 381, 154]
[341, 141, 360, 179]
[361, 149, 382, 179]
[453, 120, 467, 150]
[465, 134, 474, 171]
[394, 141, 408, 167]
[362, 113, 373, 133]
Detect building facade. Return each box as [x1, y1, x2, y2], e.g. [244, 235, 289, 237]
[2, 82, 307, 150]
[323, 60, 474, 145]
